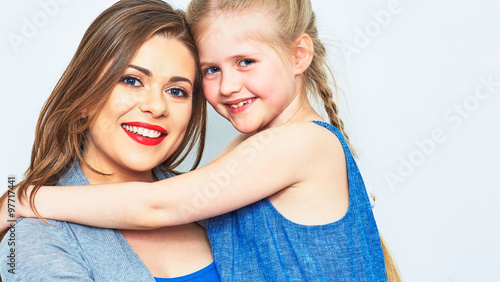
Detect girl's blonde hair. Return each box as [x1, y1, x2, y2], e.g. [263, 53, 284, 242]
[0, 0, 206, 235]
[187, 0, 350, 148]
[186, 0, 400, 280]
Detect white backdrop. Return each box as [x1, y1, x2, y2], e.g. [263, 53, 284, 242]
[1, 1, 499, 281]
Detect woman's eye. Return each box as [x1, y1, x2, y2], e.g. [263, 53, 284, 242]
[238, 59, 254, 67]
[205, 67, 220, 75]
[167, 88, 187, 98]
[121, 76, 142, 86]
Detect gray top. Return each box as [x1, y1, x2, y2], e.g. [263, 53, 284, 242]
[0, 162, 175, 281]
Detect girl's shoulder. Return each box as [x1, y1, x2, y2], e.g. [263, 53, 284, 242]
[219, 120, 341, 157]
[211, 132, 255, 162]
[237, 121, 346, 169]
[258, 121, 344, 153]
[213, 120, 346, 179]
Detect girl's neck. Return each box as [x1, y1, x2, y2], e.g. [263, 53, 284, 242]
[261, 91, 322, 132]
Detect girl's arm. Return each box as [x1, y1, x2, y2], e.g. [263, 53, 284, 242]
[209, 132, 253, 162]
[6, 123, 326, 230]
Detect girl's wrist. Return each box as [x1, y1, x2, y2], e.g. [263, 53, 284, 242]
[17, 198, 31, 218]
[17, 185, 36, 219]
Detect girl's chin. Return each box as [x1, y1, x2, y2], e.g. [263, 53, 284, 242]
[232, 123, 260, 134]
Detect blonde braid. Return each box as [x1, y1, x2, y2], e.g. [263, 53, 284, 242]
[301, 12, 355, 156]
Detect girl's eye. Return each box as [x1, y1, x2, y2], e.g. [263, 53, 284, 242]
[238, 59, 254, 67]
[121, 76, 142, 87]
[167, 88, 188, 98]
[205, 66, 220, 75]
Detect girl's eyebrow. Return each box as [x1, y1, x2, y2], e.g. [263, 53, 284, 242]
[200, 53, 260, 68]
[129, 64, 192, 86]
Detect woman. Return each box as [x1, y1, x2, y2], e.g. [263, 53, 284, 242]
[0, 0, 219, 281]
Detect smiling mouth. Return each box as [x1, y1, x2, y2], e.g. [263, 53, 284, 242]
[121, 124, 164, 139]
[226, 98, 256, 109]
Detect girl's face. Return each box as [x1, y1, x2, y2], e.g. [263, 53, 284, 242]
[197, 13, 299, 134]
[83, 35, 195, 182]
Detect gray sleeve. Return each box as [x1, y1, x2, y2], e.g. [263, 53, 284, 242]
[196, 219, 207, 229]
[0, 218, 94, 281]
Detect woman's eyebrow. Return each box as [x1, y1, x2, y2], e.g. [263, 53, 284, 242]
[128, 65, 192, 86]
[169, 76, 193, 86]
[129, 64, 151, 76]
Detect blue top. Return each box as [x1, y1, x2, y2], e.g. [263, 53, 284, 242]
[0, 162, 219, 281]
[155, 261, 219, 282]
[205, 121, 387, 281]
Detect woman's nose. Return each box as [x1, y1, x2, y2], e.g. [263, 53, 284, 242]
[138, 88, 168, 118]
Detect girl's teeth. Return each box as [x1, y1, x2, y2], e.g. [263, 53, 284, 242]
[230, 99, 253, 109]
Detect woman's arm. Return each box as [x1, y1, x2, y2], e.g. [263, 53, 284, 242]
[4, 123, 327, 230]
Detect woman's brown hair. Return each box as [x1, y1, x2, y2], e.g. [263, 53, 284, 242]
[0, 0, 206, 235]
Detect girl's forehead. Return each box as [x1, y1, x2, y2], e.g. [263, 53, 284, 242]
[197, 25, 271, 57]
[196, 9, 276, 43]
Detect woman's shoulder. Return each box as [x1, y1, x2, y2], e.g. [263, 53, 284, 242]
[0, 219, 95, 280]
[11, 217, 69, 231]
[154, 166, 176, 180]
[2, 217, 113, 249]
[2, 218, 81, 246]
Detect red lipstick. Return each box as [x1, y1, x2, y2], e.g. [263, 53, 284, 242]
[121, 122, 167, 146]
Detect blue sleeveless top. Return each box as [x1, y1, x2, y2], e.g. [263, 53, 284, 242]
[206, 121, 387, 281]
[154, 261, 219, 282]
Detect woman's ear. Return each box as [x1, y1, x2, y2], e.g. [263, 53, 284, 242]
[293, 33, 314, 75]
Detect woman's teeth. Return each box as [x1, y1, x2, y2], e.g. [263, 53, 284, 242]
[228, 98, 254, 109]
[122, 125, 162, 138]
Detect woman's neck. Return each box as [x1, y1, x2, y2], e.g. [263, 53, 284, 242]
[80, 162, 155, 184]
[79, 154, 155, 184]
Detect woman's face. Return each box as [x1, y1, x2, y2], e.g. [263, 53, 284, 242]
[83, 35, 196, 182]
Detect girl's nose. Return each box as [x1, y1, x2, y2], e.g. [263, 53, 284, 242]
[219, 70, 242, 96]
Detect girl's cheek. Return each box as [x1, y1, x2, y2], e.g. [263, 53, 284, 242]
[203, 81, 218, 100]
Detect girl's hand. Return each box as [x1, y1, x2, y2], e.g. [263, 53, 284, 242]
[0, 186, 33, 234]
[0, 192, 19, 234]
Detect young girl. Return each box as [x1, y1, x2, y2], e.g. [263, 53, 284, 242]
[0, 0, 220, 281]
[2, 0, 400, 280]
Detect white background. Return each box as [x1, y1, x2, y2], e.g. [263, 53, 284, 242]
[1, 1, 499, 281]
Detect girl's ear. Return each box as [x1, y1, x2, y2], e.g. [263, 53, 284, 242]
[293, 33, 314, 75]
